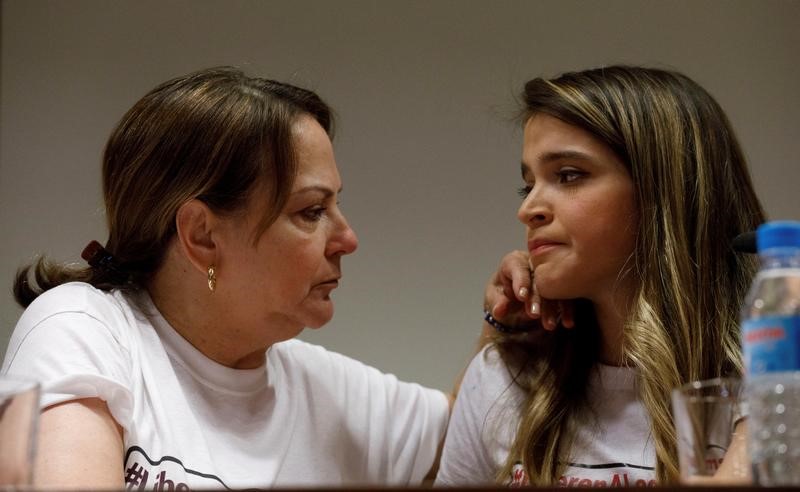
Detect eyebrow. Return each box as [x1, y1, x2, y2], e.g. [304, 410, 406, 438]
[290, 185, 342, 197]
[520, 150, 593, 177]
[538, 150, 593, 163]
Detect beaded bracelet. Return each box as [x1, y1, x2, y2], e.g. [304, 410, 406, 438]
[483, 310, 531, 334]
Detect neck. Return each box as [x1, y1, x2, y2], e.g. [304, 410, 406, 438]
[146, 248, 273, 369]
[591, 281, 636, 366]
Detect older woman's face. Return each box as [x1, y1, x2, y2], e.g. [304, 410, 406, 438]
[215, 115, 358, 341]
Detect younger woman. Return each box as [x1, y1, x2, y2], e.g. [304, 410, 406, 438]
[436, 66, 765, 486]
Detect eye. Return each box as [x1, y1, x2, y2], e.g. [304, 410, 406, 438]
[556, 168, 586, 184]
[517, 185, 532, 198]
[302, 206, 327, 222]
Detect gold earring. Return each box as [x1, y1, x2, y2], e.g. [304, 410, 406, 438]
[207, 265, 216, 293]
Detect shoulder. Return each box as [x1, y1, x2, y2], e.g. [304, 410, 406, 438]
[461, 344, 520, 398]
[19, 282, 136, 326]
[3, 282, 143, 419]
[456, 345, 526, 448]
[7, 282, 141, 357]
[435, 345, 522, 486]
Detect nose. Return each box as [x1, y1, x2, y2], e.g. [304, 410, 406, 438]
[327, 213, 359, 257]
[516, 190, 553, 228]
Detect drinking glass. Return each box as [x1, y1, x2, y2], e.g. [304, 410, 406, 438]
[0, 376, 40, 487]
[672, 377, 750, 483]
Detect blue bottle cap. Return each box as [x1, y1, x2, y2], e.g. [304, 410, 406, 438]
[756, 221, 800, 252]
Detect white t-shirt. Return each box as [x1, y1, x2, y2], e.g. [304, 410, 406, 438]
[435, 346, 656, 488]
[2, 282, 449, 488]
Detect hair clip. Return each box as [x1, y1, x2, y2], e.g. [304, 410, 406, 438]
[81, 240, 122, 275]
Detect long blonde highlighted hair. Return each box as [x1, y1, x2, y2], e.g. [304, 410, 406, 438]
[495, 66, 765, 484]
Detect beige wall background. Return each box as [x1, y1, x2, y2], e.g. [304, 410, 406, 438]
[2, 0, 799, 391]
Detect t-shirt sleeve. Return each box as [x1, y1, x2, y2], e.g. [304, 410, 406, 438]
[435, 346, 517, 486]
[1, 290, 135, 429]
[350, 358, 450, 485]
[289, 341, 449, 485]
[371, 369, 450, 485]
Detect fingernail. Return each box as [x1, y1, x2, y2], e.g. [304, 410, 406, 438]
[519, 287, 529, 298]
[530, 302, 539, 315]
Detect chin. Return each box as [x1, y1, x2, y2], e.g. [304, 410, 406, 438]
[293, 294, 336, 328]
[303, 309, 334, 329]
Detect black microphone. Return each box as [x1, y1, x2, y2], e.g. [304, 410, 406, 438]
[732, 231, 757, 254]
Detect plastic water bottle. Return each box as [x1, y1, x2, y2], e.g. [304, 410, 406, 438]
[741, 221, 800, 485]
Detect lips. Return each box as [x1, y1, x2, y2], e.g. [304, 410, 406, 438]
[527, 238, 564, 256]
[316, 277, 340, 288]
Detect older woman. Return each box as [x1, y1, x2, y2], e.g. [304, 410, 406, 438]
[2, 67, 532, 489]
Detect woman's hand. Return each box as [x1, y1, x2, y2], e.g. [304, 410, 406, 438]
[682, 420, 751, 485]
[484, 250, 574, 331]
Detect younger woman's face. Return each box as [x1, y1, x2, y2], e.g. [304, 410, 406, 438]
[517, 114, 638, 302]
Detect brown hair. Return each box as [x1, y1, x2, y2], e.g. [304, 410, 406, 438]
[496, 66, 765, 484]
[14, 67, 333, 307]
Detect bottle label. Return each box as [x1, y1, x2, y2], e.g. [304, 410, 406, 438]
[743, 315, 800, 374]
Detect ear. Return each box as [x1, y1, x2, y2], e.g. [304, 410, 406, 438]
[175, 199, 218, 275]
